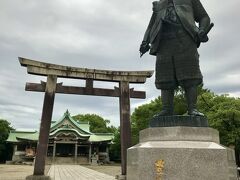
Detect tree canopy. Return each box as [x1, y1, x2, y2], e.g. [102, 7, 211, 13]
[0, 119, 14, 162]
[109, 127, 121, 161]
[198, 92, 240, 146]
[72, 114, 116, 133]
[72, 113, 119, 161]
[131, 87, 240, 148]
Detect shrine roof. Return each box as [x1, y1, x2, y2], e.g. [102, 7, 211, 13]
[50, 110, 92, 134]
[6, 130, 38, 143]
[6, 110, 113, 143]
[7, 130, 113, 143]
[89, 133, 114, 142]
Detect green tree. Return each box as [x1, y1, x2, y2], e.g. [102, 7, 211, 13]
[0, 119, 14, 163]
[131, 88, 189, 145]
[131, 97, 162, 145]
[72, 114, 116, 133]
[109, 127, 121, 162]
[131, 87, 240, 151]
[197, 93, 240, 147]
[72, 113, 119, 161]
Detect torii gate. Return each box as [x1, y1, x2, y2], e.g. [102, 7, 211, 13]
[19, 57, 153, 179]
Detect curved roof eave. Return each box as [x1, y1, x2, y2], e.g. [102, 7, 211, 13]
[49, 128, 90, 138]
[16, 137, 38, 142]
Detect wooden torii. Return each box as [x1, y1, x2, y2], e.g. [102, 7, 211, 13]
[19, 57, 153, 178]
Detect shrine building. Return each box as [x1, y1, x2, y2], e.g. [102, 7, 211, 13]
[6, 110, 114, 164]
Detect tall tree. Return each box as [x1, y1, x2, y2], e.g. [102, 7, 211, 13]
[0, 119, 14, 162]
[109, 127, 121, 161]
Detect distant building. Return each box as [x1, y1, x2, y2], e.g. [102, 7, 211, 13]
[6, 110, 113, 164]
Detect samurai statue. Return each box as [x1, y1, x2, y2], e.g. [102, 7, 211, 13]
[140, 0, 213, 116]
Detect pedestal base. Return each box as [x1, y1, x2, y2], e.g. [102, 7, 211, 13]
[127, 127, 238, 180]
[150, 115, 208, 127]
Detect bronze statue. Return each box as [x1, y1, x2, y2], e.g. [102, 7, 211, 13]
[140, 0, 213, 116]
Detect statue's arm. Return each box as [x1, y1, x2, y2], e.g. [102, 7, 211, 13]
[192, 0, 211, 44]
[192, 0, 210, 32]
[140, 1, 159, 57]
[142, 2, 158, 43]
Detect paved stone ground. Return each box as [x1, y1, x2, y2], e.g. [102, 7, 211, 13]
[83, 164, 121, 177]
[0, 164, 33, 180]
[48, 165, 115, 180]
[0, 164, 120, 180]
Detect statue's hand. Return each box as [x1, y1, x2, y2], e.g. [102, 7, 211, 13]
[139, 41, 150, 57]
[197, 29, 209, 43]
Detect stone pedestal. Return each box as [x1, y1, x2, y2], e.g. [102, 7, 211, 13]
[127, 126, 238, 180]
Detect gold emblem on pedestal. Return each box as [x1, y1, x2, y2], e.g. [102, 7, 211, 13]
[155, 160, 164, 180]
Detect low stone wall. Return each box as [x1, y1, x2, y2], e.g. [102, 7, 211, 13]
[46, 156, 89, 165]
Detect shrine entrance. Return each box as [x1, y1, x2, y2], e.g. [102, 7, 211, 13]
[55, 144, 75, 157]
[19, 57, 153, 178]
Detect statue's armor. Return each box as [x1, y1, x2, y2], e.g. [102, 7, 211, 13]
[163, 0, 180, 25]
[142, 0, 210, 89]
[144, 0, 210, 56]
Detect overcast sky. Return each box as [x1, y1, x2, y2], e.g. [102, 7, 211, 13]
[0, 0, 240, 130]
